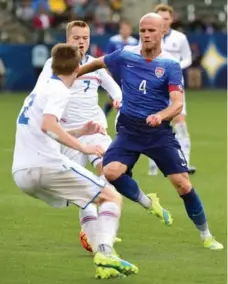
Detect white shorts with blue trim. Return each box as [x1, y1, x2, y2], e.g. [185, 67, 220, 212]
[61, 133, 112, 168]
[13, 160, 105, 209]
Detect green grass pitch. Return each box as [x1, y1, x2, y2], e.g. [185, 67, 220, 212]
[0, 90, 226, 284]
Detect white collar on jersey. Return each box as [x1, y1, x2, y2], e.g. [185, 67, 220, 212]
[80, 54, 90, 65]
[163, 29, 172, 41]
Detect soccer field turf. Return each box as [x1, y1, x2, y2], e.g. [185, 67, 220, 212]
[0, 90, 226, 284]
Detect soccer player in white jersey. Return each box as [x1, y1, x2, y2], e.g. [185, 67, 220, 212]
[148, 4, 196, 176]
[35, 20, 123, 253]
[12, 43, 138, 279]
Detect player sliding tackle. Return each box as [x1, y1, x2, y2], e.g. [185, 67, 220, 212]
[77, 13, 223, 250]
[12, 43, 138, 279]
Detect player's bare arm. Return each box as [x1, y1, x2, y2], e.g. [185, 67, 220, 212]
[77, 57, 106, 77]
[68, 121, 106, 137]
[41, 114, 104, 157]
[157, 90, 183, 120]
[100, 69, 122, 110]
[146, 90, 183, 127]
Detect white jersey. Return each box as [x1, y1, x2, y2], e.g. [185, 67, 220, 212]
[35, 54, 122, 129]
[12, 76, 70, 173]
[161, 29, 192, 69]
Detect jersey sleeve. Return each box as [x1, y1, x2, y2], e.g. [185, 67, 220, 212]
[179, 35, 192, 69]
[167, 61, 184, 93]
[106, 40, 115, 54]
[131, 37, 139, 45]
[43, 90, 69, 121]
[99, 69, 122, 101]
[104, 49, 123, 69]
[35, 58, 52, 87]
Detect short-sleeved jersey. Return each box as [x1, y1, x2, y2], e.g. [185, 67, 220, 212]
[12, 76, 70, 172]
[35, 55, 122, 129]
[106, 34, 138, 54]
[104, 45, 183, 120]
[161, 29, 192, 69]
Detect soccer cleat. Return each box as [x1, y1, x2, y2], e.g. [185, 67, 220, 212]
[114, 237, 122, 243]
[188, 165, 196, 175]
[95, 266, 125, 279]
[94, 252, 139, 276]
[147, 193, 173, 226]
[203, 237, 224, 250]
[79, 230, 122, 253]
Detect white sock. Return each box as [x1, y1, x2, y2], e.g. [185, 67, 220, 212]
[198, 223, 212, 241]
[148, 159, 158, 173]
[96, 202, 121, 251]
[149, 159, 157, 169]
[174, 122, 191, 166]
[79, 203, 98, 252]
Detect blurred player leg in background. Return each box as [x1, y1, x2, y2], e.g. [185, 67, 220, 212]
[172, 103, 196, 174]
[148, 94, 196, 176]
[104, 98, 114, 117]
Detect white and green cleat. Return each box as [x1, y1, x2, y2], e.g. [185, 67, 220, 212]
[203, 237, 224, 250]
[94, 252, 139, 276]
[95, 267, 125, 279]
[147, 193, 173, 226]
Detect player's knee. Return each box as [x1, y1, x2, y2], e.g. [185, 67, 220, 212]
[97, 185, 122, 207]
[103, 162, 127, 181]
[169, 173, 192, 195]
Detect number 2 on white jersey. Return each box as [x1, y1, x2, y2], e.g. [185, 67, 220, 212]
[18, 93, 36, 125]
[139, 80, 147, 94]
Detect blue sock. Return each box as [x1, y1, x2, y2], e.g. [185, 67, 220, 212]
[110, 174, 151, 209]
[104, 102, 113, 117]
[180, 188, 207, 230]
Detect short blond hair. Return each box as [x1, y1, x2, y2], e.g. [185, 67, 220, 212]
[66, 20, 90, 39]
[154, 4, 174, 16]
[51, 43, 81, 75]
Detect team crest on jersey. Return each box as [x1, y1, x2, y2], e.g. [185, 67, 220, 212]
[155, 67, 165, 78]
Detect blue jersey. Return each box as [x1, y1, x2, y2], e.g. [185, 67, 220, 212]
[104, 45, 183, 120]
[106, 34, 138, 54]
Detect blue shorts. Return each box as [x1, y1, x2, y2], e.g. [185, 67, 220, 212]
[103, 113, 188, 176]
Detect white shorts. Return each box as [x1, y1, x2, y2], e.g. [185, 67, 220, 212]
[61, 133, 112, 168]
[13, 163, 105, 209]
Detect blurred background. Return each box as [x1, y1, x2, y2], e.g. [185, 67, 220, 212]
[0, 0, 226, 91]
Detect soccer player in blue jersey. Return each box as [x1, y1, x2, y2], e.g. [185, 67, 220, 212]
[104, 20, 138, 116]
[77, 13, 223, 250]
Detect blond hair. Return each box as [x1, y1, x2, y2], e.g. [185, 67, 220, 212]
[154, 4, 174, 16]
[66, 20, 90, 39]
